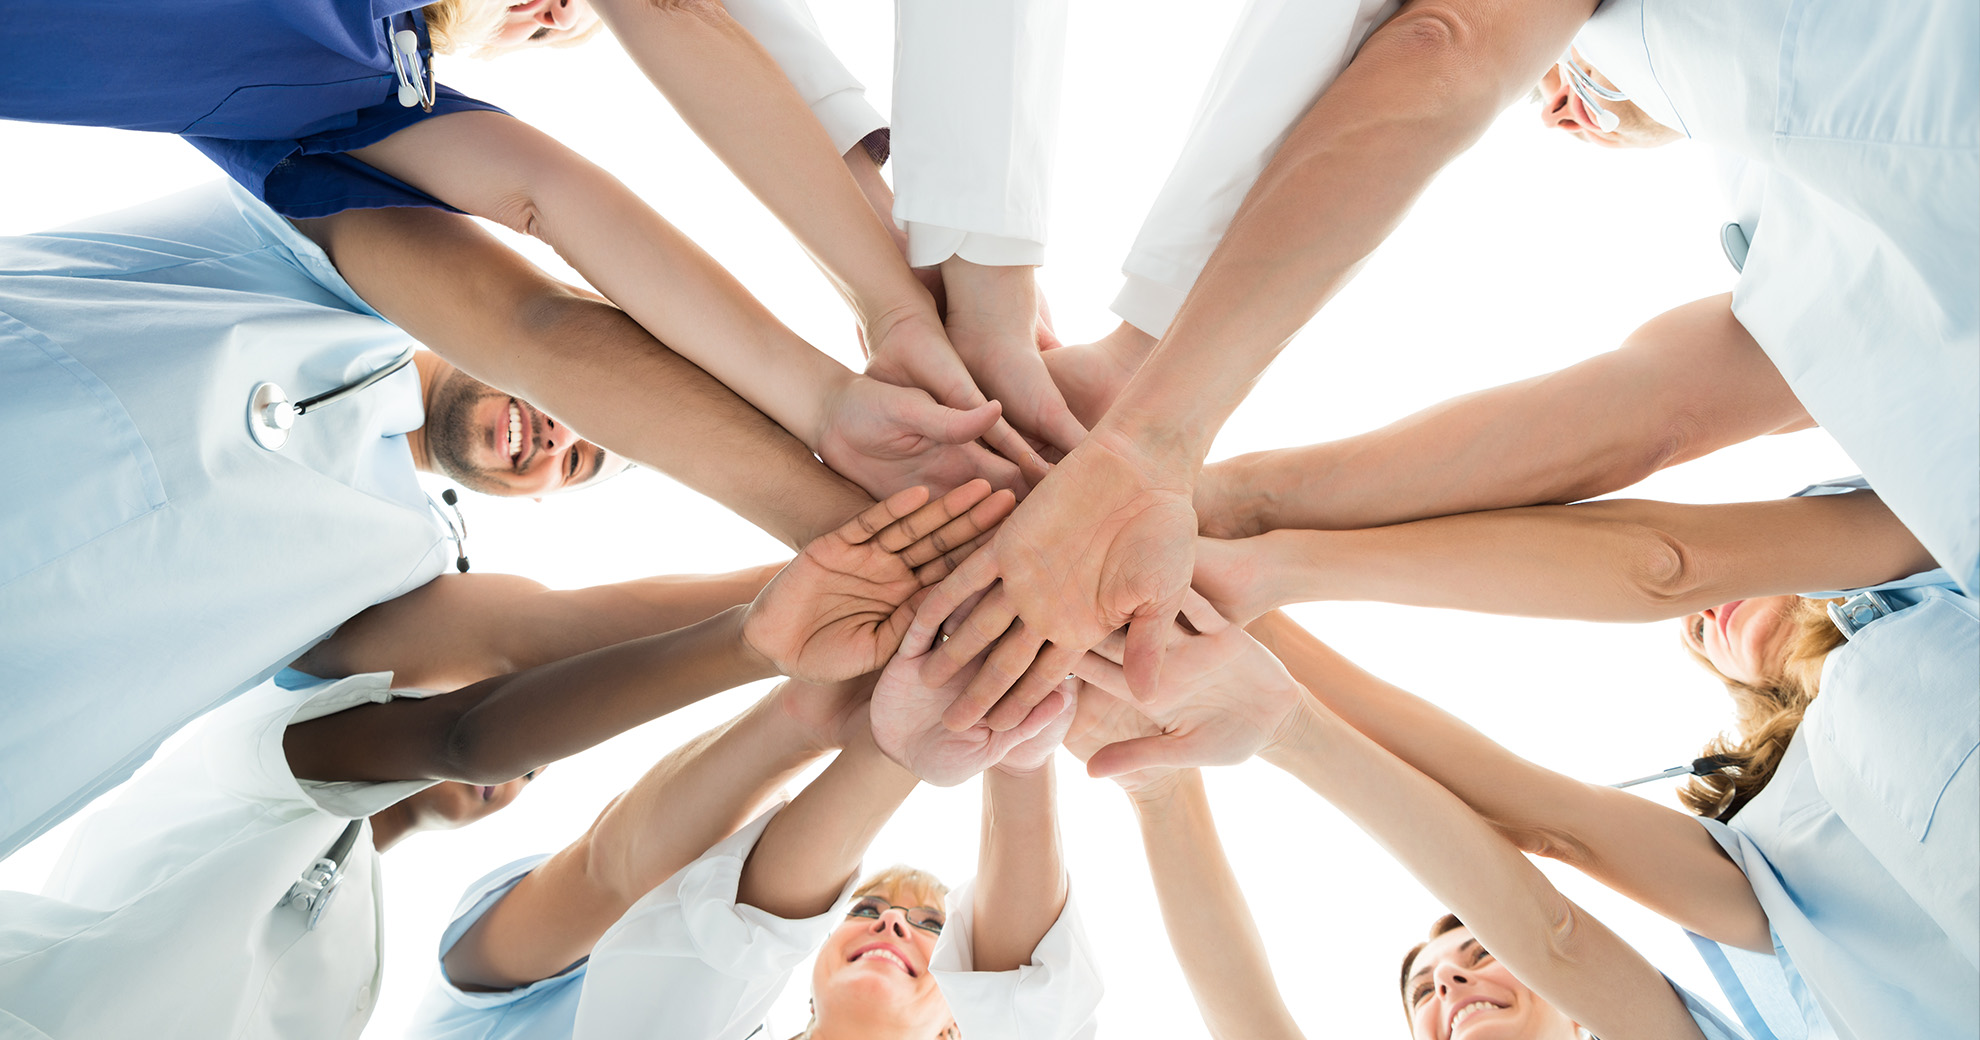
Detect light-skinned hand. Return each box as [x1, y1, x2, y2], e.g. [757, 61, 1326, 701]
[863, 310, 1051, 488]
[1073, 622, 1305, 780]
[742, 482, 1014, 683]
[774, 674, 879, 754]
[815, 374, 1025, 499]
[1041, 321, 1156, 429]
[1190, 535, 1277, 627]
[870, 616, 1072, 786]
[1060, 679, 1176, 794]
[940, 259, 1087, 457]
[908, 428, 1223, 733]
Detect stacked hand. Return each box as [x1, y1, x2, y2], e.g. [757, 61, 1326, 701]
[870, 614, 1074, 786]
[939, 259, 1088, 458]
[742, 481, 1014, 683]
[1071, 621, 1308, 781]
[863, 311, 1050, 489]
[816, 375, 1028, 500]
[907, 429, 1222, 734]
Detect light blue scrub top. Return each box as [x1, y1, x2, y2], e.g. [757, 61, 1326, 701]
[1685, 555, 1978, 1040]
[0, 182, 452, 861]
[408, 855, 595, 1040]
[1577, 0, 1980, 598]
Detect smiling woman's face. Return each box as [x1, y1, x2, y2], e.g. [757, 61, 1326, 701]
[1679, 594, 1799, 687]
[810, 884, 953, 1035]
[1403, 928, 1580, 1040]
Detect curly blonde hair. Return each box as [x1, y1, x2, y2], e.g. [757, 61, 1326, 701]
[1679, 597, 1846, 820]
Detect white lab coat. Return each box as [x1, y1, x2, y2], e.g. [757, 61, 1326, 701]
[0, 672, 436, 1040]
[409, 804, 1105, 1040]
[891, 0, 1070, 267]
[1113, 0, 1400, 336]
[0, 182, 452, 862]
[1576, 0, 1980, 597]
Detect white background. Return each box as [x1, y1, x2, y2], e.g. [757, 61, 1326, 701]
[0, 2, 1855, 1036]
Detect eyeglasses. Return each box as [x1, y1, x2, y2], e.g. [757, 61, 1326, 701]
[846, 895, 945, 935]
[1557, 54, 1629, 133]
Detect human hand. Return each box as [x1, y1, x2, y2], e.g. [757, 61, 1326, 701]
[1041, 322, 1157, 429]
[992, 678, 1077, 776]
[1191, 455, 1272, 540]
[870, 620, 1073, 786]
[815, 373, 1025, 500]
[743, 482, 1015, 683]
[1060, 679, 1176, 794]
[940, 259, 1087, 456]
[864, 310, 1050, 487]
[909, 428, 1222, 733]
[1190, 535, 1279, 627]
[1073, 623, 1307, 780]
[774, 673, 877, 754]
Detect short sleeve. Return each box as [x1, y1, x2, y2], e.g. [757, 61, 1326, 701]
[927, 880, 1103, 1040]
[405, 854, 597, 1040]
[1668, 976, 1758, 1040]
[186, 86, 510, 219]
[572, 804, 859, 1040]
[202, 672, 436, 819]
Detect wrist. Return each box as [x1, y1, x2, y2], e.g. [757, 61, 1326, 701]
[730, 602, 781, 679]
[1260, 685, 1320, 763]
[805, 366, 861, 451]
[1124, 768, 1197, 812]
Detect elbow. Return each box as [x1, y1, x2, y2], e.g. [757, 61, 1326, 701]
[1614, 524, 1709, 614]
[1535, 893, 1601, 972]
[1372, 5, 1503, 117]
[1492, 818, 1596, 868]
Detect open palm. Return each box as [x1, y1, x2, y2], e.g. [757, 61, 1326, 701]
[743, 482, 1014, 683]
[871, 625, 1071, 786]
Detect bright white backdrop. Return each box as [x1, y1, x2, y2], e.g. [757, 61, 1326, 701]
[0, 2, 1855, 1036]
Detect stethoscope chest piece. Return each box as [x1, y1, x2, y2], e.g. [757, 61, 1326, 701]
[1720, 221, 1750, 273]
[248, 381, 299, 451]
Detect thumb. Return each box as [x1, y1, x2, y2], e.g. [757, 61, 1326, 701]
[910, 397, 1005, 445]
[1122, 601, 1179, 703]
[1087, 731, 1194, 779]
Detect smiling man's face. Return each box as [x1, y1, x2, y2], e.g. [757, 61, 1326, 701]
[420, 362, 625, 498]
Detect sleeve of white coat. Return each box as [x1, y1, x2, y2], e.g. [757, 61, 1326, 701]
[571, 803, 861, 1040]
[721, 0, 886, 155]
[1112, 0, 1400, 337]
[927, 879, 1103, 1040]
[891, 0, 1069, 268]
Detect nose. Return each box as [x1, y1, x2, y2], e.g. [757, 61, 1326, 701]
[537, 0, 578, 30]
[1537, 66, 1584, 134]
[871, 909, 913, 938]
[1434, 960, 1473, 998]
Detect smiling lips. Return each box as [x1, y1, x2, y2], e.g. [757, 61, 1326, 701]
[848, 942, 918, 977]
[1717, 599, 1745, 643]
[1449, 999, 1505, 1035]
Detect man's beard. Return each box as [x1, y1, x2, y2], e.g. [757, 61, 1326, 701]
[425, 373, 512, 495]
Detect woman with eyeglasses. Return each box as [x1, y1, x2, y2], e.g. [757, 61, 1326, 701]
[412, 617, 1098, 1040]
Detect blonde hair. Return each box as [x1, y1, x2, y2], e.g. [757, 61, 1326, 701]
[790, 867, 955, 1040]
[1679, 597, 1846, 820]
[422, 0, 606, 57]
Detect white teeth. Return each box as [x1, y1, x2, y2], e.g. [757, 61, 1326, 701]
[507, 402, 522, 460]
[1449, 1002, 1504, 1033]
[854, 948, 912, 974]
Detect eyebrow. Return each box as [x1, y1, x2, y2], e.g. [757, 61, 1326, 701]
[580, 445, 608, 487]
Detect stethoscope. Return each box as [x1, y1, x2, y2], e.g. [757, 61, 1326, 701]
[245, 347, 473, 572]
[387, 11, 436, 112]
[246, 347, 417, 451]
[281, 820, 362, 931]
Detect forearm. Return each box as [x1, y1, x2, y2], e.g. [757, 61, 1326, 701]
[1202, 294, 1811, 536]
[297, 204, 871, 547]
[350, 112, 858, 449]
[970, 762, 1070, 972]
[1261, 700, 1708, 1037]
[447, 690, 825, 989]
[287, 606, 774, 785]
[598, 0, 933, 331]
[1130, 771, 1305, 1040]
[1102, 0, 1595, 461]
[1235, 494, 1933, 621]
[737, 726, 920, 919]
[1246, 611, 1769, 946]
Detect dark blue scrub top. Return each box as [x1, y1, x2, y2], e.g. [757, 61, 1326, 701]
[0, 0, 509, 217]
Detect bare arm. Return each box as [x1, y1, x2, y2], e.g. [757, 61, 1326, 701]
[735, 723, 921, 919]
[1245, 611, 1772, 950]
[1198, 295, 1814, 537]
[1128, 771, 1306, 1040]
[1263, 697, 1713, 1040]
[1105, 0, 1600, 458]
[968, 761, 1070, 972]
[291, 564, 780, 691]
[1199, 491, 1934, 624]
[444, 677, 860, 989]
[295, 205, 868, 547]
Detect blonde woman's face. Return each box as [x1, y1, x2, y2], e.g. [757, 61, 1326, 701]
[1404, 929, 1579, 1040]
[810, 886, 952, 1033]
[489, 0, 600, 49]
[1680, 595, 1799, 686]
